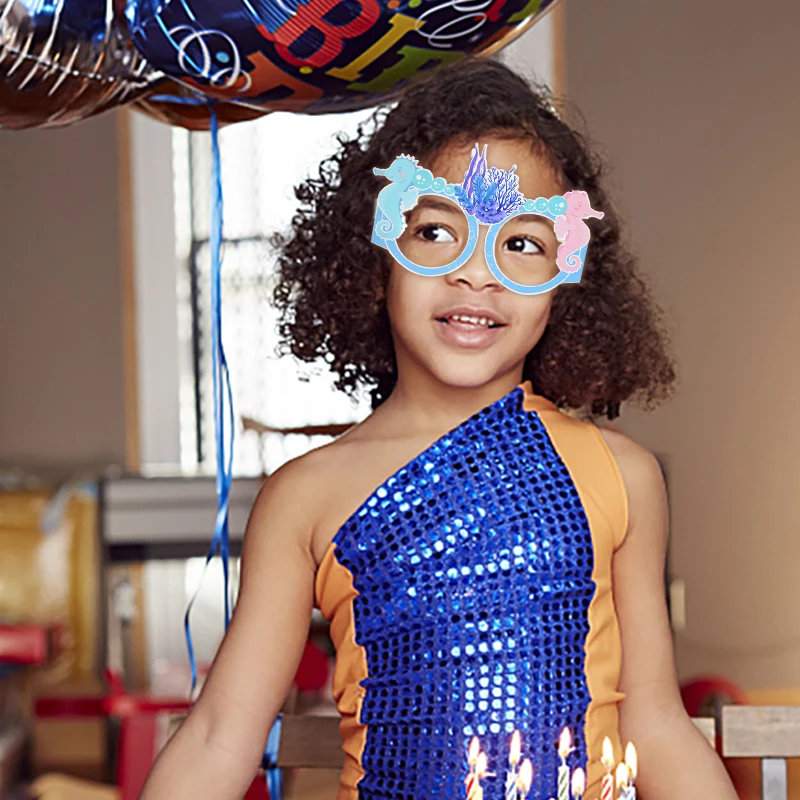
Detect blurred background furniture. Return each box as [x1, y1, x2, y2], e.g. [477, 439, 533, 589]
[722, 706, 800, 800]
[0, 476, 337, 799]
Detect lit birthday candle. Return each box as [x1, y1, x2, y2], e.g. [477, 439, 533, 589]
[476, 752, 491, 778]
[600, 738, 615, 800]
[473, 752, 491, 800]
[571, 768, 586, 799]
[505, 730, 522, 800]
[465, 737, 481, 800]
[615, 763, 629, 798]
[469, 737, 481, 768]
[624, 743, 638, 800]
[517, 758, 533, 800]
[557, 728, 572, 800]
[465, 754, 485, 800]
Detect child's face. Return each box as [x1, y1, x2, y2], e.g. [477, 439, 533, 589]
[385, 135, 563, 391]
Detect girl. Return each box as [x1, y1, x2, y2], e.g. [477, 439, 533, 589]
[141, 59, 737, 799]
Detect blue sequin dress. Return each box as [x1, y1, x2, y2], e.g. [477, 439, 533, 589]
[315, 383, 628, 800]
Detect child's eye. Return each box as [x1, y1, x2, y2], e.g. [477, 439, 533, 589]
[416, 224, 456, 243]
[503, 236, 543, 255]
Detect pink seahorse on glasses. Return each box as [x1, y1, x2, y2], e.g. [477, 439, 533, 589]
[553, 190, 604, 272]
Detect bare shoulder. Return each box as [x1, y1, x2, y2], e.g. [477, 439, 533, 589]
[247, 423, 390, 563]
[598, 427, 664, 490]
[249, 438, 349, 526]
[597, 426, 667, 535]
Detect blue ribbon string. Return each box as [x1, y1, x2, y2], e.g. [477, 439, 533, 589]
[181, 102, 235, 696]
[157, 96, 284, 799]
[262, 714, 284, 799]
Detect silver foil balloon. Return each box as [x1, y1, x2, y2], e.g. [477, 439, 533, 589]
[0, 0, 162, 129]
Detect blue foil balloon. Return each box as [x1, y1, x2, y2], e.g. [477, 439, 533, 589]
[125, 0, 559, 114]
[0, 0, 161, 129]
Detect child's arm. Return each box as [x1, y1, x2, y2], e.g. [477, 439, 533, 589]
[140, 459, 319, 800]
[605, 431, 737, 800]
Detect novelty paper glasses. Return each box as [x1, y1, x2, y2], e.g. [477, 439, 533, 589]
[371, 144, 604, 295]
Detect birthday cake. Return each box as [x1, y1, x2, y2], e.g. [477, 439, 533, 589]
[465, 729, 637, 800]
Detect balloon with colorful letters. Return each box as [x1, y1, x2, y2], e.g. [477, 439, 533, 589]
[124, 0, 558, 114]
[0, 0, 160, 129]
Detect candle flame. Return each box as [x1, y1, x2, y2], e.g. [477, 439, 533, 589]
[476, 752, 488, 777]
[571, 768, 586, 797]
[558, 727, 572, 759]
[517, 758, 533, 795]
[509, 730, 521, 767]
[468, 737, 481, 767]
[601, 737, 615, 770]
[615, 763, 629, 788]
[625, 742, 638, 781]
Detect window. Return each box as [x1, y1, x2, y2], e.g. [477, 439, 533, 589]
[159, 39, 555, 478]
[172, 111, 376, 477]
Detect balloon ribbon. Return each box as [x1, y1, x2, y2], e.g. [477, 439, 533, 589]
[182, 103, 235, 695]
[154, 97, 283, 799]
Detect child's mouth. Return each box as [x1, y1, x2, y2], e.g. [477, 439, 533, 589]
[437, 313, 503, 329]
[434, 312, 507, 349]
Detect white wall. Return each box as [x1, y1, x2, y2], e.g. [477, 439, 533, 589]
[565, 0, 800, 690]
[130, 111, 183, 468]
[502, 7, 556, 90]
[0, 113, 127, 476]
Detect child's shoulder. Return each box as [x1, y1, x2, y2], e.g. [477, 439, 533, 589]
[597, 426, 663, 490]
[251, 434, 360, 522]
[595, 426, 666, 541]
[254, 419, 418, 564]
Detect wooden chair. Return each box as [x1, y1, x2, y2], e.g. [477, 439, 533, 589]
[722, 705, 800, 800]
[271, 715, 343, 769]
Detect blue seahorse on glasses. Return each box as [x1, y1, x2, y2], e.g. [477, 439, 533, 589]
[373, 155, 419, 240]
[454, 143, 524, 224]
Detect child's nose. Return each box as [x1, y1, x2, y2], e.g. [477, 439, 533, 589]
[446, 227, 500, 291]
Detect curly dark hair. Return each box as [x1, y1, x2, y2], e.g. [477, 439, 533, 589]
[271, 57, 676, 419]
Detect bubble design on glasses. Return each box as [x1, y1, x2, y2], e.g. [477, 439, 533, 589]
[414, 168, 434, 190]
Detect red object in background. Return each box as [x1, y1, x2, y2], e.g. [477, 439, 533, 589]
[243, 776, 269, 799]
[34, 694, 192, 718]
[114, 711, 269, 800]
[0, 624, 52, 665]
[681, 675, 748, 721]
[33, 636, 330, 800]
[681, 675, 752, 798]
[116, 714, 158, 798]
[293, 640, 329, 693]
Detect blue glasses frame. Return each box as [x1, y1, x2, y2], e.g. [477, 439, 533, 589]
[372, 188, 588, 296]
[371, 148, 603, 297]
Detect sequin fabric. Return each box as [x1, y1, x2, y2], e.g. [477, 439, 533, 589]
[332, 386, 596, 800]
